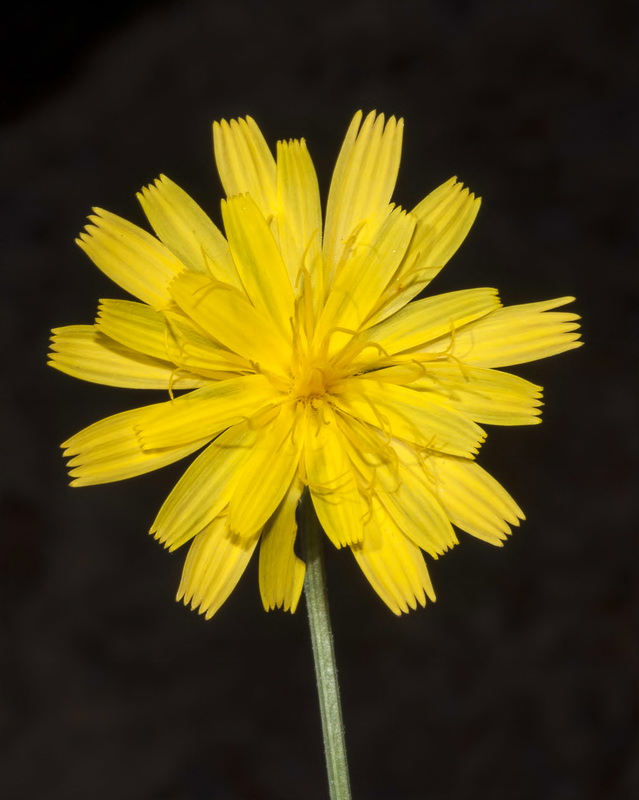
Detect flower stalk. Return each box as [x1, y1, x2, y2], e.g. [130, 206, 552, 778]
[300, 492, 352, 800]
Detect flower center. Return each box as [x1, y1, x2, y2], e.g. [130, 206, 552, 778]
[290, 353, 346, 406]
[291, 360, 328, 403]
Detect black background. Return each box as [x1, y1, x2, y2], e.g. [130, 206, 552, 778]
[1, 1, 637, 798]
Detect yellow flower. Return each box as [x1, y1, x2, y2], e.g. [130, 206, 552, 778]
[49, 111, 581, 618]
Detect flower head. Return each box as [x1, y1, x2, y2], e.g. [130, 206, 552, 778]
[49, 112, 581, 618]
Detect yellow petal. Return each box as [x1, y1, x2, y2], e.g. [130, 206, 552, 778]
[226, 403, 306, 538]
[376, 456, 458, 557]
[275, 138, 323, 287]
[304, 405, 365, 548]
[96, 299, 175, 361]
[169, 270, 290, 374]
[338, 419, 457, 557]
[97, 302, 244, 380]
[258, 478, 306, 612]
[358, 287, 501, 359]
[221, 195, 295, 334]
[162, 311, 252, 378]
[137, 175, 241, 288]
[97, 300, 246, 379]
[317, 206, 415, 344]
[351, 505, 435, 615]
[411, 180, 479, 268]
[422, 296, 582, 367]
[136, 374, 278, 450]
[213, 116, 277, 219]
[62, 404, 209, 486]
[323, 111, 403, 288]
[431, 457, 524, 545]
[76, 209, 185, 308]
[49, 325, 205, 390]
[333, 378, 486, 457]
[413, 363, 543, 426]
[177, 516, 259, 620]
[151, 422, 259, 551]
[367, 179, 481, 324]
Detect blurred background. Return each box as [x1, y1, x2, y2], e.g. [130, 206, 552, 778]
[1, 0, 637, 798]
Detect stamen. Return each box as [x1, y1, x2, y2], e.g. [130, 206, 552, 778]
[416, 434, 441, 459]
[331, 332, 390, 372]
[363, 250, 422, 322]
[360, 490, 374, 525]
[361, 394, 391, 444]
[248, 360, 289, 393]
[290, 402, 305, 447]
[167, 368, 178, 403]
[336, 413, 397, 487]
[328, 219, 366, 290]
[201, 247, 222, 280]
[190, 273, 244, 300]
[317, 325, 359, 363]
[295, 259, 314, 291]
[163, 315, 184, 364]
[289, 301, 302, 366]
[247, 403, 282, 430]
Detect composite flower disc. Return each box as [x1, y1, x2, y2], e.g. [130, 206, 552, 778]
[49, 111, 581, 618]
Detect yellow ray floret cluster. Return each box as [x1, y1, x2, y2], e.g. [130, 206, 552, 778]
[49, 111, 581, 618]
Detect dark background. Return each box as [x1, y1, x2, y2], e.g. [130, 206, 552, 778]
[1, 1, 637, 798]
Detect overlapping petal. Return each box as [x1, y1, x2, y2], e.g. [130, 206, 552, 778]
[221, 194, 295, 334]
[177, 516, 259, 620]
[213, 116, 277, 220]
[316, 206, 415, 347]
[49, 325, 205, 390]
[421, 296, 581, 367]
[427, 364, 542, 425]
[96, 299, 176, 361]
[96, 299, 255, 379]
[304, 406, 365, 548]
[258, 478, 306, 612]
[76, 209, 186, 308]
[431, 457, 524, 545]
[356, 287, 501, 362]
[336, 416, 457, 557]
[226, 403, 306, 538]
[136, 374, 278, 450]
[323, 111, 403, 289]
[366, 179, 481, 325]
[62, 404, 210, 486]
[275, 139, 323, 287]
[151, 422, 259, 551]
[375, 452, 459, 557]
[376, 362, 544, 426]
[333, 377, 486, 457]
[351, 503, 436, 615]
[137, 175, 241, 288]
[169, 270, 290, 373]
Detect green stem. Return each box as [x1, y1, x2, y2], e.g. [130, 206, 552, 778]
[300, 492, 352, 800]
